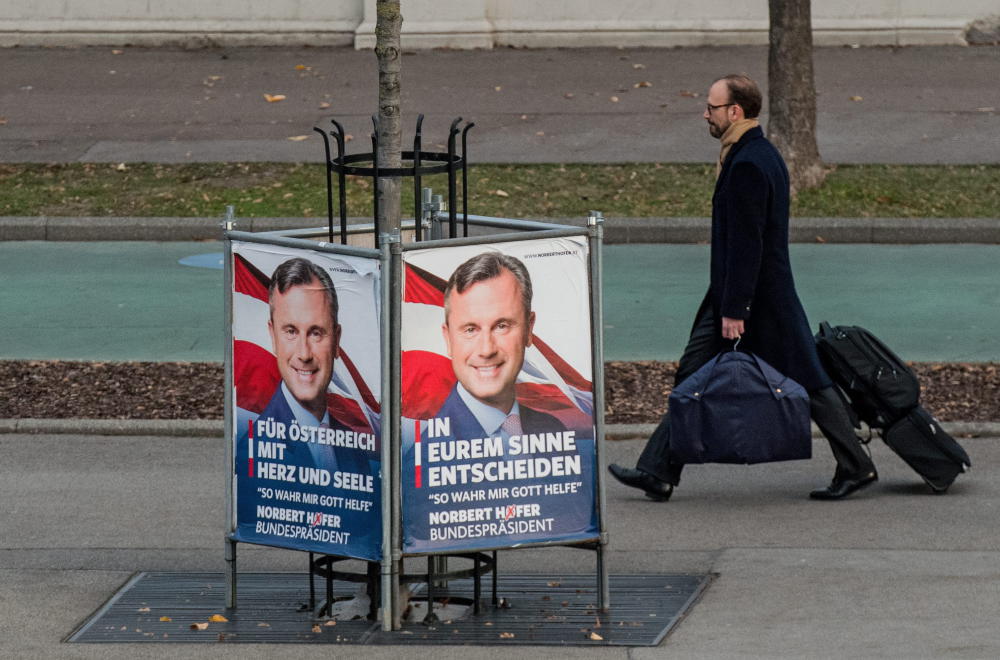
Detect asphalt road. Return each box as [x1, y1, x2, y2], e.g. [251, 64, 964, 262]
[1, 45, 998, 164]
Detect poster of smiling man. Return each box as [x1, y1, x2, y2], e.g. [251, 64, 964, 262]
[400, 237, 598, 553]
[230, 242, 381, 561]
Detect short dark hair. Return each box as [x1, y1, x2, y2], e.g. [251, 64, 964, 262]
[268, 257, 339, 323]
[715, 73, 762, 119]
[443, 252, 532, 322]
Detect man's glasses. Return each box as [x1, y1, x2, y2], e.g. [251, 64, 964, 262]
[706, 102, 735, 112]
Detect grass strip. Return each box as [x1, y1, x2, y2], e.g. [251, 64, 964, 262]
[1, 162, 997, 219]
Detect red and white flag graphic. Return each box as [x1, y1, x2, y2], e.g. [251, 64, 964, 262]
[232, 252, 380, 435]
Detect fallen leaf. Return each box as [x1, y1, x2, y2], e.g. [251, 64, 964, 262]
[563, 92, 574, 99]
[217, 633, 226, 641]
[499, 632, 515, 639]
[111, 49, 123, 55]
[634, 81, 652, 88]
[494, 86, 502, 92]
[535, 131, 545, 136]
[257, 622, 270, 627]
[312, 625, 322, 633]
[283, 192, 294, 198]
[850, 95, 863, 102]
[159, 616, 172, 622]
[484, 621, 494, 626]
[975, 107, 996, 112]
[632, 63, 646, 69]
[345, 134, 354, 142]
[286, 135, 310, 141]
[295, 64, 311, 71]
[318, 102, 331, 109]
[520, 114, 528, 120]
[324, 620, 337, 626]
[493, 189, 510, 197]
[815, 235, 827, 243]
[190, 622, 209, 630]
[610, 96, 620, 103]
[0, 117, 7, 125]
[589, 632, 604, 640]
[209, 614, 228, 622]
[116, 163, 127, 172]
[207, 75, 222, 81]
[264, 94, 287, 103]
[547, 581, 561, 587]
[137, 607, 150, 612]
[679, 90, 699, 98]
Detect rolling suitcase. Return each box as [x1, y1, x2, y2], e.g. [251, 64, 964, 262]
[883, 406, 971, 493]
[816, 321, 972, 493]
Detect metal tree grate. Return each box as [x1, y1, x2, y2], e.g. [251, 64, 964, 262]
[68, 572, 710, 646]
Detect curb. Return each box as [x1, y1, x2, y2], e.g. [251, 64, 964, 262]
[2, 418, 997, 438]
[2, 216, 1000, 244]
[604, 421, 1000, 440]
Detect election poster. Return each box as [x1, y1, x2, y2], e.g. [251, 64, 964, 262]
[230, 242, 382, 561]
[400, 236, 598, 553]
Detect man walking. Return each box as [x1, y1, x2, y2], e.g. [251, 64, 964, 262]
[608, 74, 877, 501]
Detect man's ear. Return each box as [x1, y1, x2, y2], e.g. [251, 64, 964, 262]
[441, 323, 452, 357]
[333, 323, 342, 359]
[267, 318, 277, 352]
[525, 311, 536, 347]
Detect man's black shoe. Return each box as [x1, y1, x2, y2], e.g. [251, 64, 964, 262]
[809, 470, 878, 500]
[607, 464, 673, 501]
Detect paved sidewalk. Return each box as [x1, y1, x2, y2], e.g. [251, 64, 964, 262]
[1, 431, 996, 658]
[1, 45, 998, 165]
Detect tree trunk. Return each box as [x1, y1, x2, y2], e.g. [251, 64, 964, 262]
[375, 0, 402, 235]
[767, 0, 826, 195]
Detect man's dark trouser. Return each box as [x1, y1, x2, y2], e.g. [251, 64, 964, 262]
[636, 306, 875, 486]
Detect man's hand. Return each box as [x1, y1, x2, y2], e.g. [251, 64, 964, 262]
[721, 316, 744, 340]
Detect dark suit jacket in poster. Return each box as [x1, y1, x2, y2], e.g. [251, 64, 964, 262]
[704, 125, 830, 392]
[255, 386, 372, 477]
[433, 384, 568, 440]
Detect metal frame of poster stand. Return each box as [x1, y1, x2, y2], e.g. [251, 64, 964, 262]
[386, 211, 611, 631]
[223, 117, 609, 631]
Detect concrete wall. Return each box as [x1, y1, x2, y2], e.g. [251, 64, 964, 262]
[1, 0, 996, 48]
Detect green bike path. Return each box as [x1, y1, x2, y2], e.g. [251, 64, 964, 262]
[2, 242, 997, 363]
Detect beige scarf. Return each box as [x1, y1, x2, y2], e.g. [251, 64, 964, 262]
[716, 118, 759, 178]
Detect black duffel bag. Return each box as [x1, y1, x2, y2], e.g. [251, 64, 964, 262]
[668, 351, 812, 465]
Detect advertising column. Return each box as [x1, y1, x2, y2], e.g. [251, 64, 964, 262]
[400, 237, 598, 553]
[230, 242, 382, 561]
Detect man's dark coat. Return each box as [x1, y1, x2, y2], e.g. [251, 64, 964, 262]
[701, 125, 830, 392]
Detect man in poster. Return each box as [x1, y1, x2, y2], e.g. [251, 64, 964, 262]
[436, 251, 567, 439]
[236, 256, 375, 558]
[401, 250, 595, 554]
